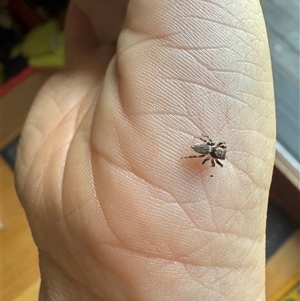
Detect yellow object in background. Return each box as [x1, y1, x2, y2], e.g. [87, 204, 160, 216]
[12, 20, 65, 68]
[269, 276, 300, 301]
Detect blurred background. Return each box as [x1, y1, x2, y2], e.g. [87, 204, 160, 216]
[1, 0, 299, 300]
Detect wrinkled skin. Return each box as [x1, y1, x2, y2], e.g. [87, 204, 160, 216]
[15, 0, 275, 300]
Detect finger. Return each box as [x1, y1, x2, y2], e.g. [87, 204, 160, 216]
[93, 0, 275, 201]
[89, 0, 275, 299]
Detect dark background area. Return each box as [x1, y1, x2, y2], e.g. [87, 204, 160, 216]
[262, 0, 300, 162]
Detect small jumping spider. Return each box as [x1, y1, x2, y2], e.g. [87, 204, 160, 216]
[182, 135, 227, 167]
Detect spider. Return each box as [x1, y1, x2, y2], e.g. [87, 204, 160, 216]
[181, 135, 227, 167]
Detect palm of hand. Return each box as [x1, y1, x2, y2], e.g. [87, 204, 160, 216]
[15, 1, 275, 300]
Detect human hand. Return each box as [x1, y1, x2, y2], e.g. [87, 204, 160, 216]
[15, 0, 275, 300]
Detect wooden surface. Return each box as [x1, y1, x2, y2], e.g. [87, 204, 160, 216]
[1, 158, 40, 301]
[0, 69, 53, 149]
[266, 229, 300, 300]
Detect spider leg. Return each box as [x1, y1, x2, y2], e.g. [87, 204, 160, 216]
[194, 136, 206, 142]
[202, 156, 210, 165]
[216, 141, 226, 148]
[215, 159, 223, 167]
[194, 135, 214, 145]
[210, 158, 216, 167]
[181, 154, 206, 159]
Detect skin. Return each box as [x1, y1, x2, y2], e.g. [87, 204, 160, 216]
[15, 0, 276, 300]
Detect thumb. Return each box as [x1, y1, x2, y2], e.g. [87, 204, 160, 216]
[90, 0, 275, 299]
